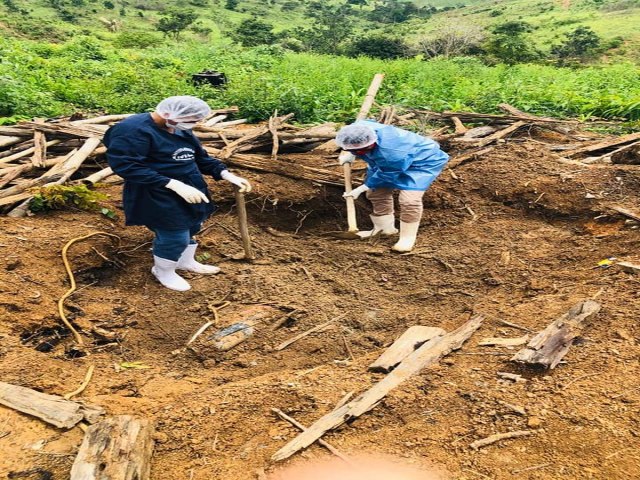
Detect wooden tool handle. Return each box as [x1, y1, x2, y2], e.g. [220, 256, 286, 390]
[235, 188, 255, 260]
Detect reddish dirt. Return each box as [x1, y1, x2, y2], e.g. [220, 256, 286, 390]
[1, 144, 639, 479]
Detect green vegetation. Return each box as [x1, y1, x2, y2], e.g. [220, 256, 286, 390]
[0, 0, 639, 124]
[29, 184, 111, 214]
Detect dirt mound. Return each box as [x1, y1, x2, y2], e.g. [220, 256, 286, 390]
[1, 145, 639, 479]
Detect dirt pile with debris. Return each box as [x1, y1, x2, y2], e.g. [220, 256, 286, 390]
[1, 140, 639, 479]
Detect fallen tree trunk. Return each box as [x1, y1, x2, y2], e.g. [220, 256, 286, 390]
[511, 300, 601, 369]
[271, 315, 484, 461]
[563, 132, 640, 157]
[0, 381, 104, 429]
[70, 415, 154, 480]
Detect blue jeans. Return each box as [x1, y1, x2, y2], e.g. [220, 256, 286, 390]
[151, 223, 202, 261]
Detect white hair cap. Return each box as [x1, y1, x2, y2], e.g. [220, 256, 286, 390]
[335, 123, 377, 150]
[155, 96, 211, 121]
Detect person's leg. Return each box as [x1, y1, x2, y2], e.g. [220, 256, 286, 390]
[151, 228, 192, 291]
[177, 223, 221, 274]
[393, 190, 426, 252]
[358, 188, 398, 239]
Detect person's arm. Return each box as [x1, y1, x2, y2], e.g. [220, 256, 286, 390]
[192, 136, 227, 180]
[106, 131, 170, 187]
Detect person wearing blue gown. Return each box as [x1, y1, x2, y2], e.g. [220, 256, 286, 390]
[336, 121, 449, 252]
[104, 96, 252, 292]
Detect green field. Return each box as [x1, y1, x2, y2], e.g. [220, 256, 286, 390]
[1, 0, 640, 124]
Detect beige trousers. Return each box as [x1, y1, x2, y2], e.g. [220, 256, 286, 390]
[366, 188, 425, 223]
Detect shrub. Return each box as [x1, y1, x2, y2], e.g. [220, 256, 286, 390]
[348, 35, 408, 60]
[114, 31, 161, 49]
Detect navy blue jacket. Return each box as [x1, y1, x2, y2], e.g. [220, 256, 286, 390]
[104, 113, 227, 230]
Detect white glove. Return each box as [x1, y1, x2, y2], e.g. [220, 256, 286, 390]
[221, 170, 252, 193]
[165, 179, 209, 204]
[343, 184, 369, 200]
[338, 151, 355, 166]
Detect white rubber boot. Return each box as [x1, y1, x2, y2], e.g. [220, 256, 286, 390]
[392, 221, 420, 252]
[357, 214, 398, 239]
[151, 256, 191, 291]
[177, 244, 221, 274]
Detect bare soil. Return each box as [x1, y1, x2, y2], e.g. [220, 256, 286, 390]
[1, 144, 639, 479]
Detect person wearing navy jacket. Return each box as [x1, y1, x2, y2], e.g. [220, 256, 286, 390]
[104, 96, 252, 292]
[336, 121, 449, 253]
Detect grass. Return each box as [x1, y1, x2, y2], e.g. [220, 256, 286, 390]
[1, 36, 640, 124]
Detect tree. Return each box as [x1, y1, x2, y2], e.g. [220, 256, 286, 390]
[156, 9, 198, 40]
[2, 0, 20, 12]
[225, 0, 238, 10]
[484, 21, 539, 64]
[551, 26, 601, 64]
[348, 34, 408, 59]
[415, 24, 485, 58]
[295, 3, 353, 54]
[347, 0, 367, 9]
[233, 17, 276, 47]
[103, 0, 114, 8]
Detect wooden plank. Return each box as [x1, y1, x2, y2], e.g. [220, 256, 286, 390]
[271, 315, 484, 461]
[369, 326, 446, 373]
[0, 381, 104, 429]
[511, 300, 601, 369]
[478, 335, 529, 347]
[70, 415, 154, 480]
[32, 119, 47, 168]
[563, 132, 640, 157]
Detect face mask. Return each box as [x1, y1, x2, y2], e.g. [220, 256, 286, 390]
[172, 121, 198, 131]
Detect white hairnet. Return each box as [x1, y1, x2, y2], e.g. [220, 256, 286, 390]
[335, 123, 377, 150]
[156, 96, 211, 121]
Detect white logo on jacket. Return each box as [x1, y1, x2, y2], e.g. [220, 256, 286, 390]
[172, 148, 196, 162]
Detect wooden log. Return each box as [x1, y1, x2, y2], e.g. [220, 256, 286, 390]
[0, 140, 61, 165]
[0, 158, 65, 189]
[0, 126, 33, 137]
[71, 114, 133, 125]
[235, 188, 255, 260]
[31, 118, 48, 168]
[81, 167, 115, 185]
[563, 132, 640, 157]
[447, 147, 495, 169]
[472, 121, 526, 147]
[451, 116, 468, 134]
[5, 138, 100, 215]
[19, 121, 106, 139]
[70, 415, 154, 480]
[0, 135, 23, 149]
[216, 118, 248, 128]
[511, 300, 601, 369]
[0, 381, 104, 429]
[470, 430, 533, 450]
[369, 326, 446, 373]
[271, 315, 484, 461]
[455, 126, 497, 140]
[204, 114, 227, 127]
[417, 109, 578, 125]
[268, 113, 280, 160]
[219, 126, 269, 159]
[0, 172, 64, 200]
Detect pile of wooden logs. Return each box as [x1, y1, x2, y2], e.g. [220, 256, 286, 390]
[1, 102, 639, 217]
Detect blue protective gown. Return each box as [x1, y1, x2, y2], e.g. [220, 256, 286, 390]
[104, 113, 227, 230]
[357, 121, 449, 191]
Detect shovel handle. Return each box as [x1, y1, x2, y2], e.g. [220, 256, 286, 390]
[340, 152, 359, 233]
[235, 187, 255, 260]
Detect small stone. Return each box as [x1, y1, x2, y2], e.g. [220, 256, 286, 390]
[527, 416, 543, 428]
[153, 432, 169, 444]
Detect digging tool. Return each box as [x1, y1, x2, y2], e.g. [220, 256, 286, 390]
[234, 186, 255, 260]
[326, 73, 385, 240]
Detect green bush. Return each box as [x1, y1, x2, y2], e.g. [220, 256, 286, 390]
[114, 31, 161, 49]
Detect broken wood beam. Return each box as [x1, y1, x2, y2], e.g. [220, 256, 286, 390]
[271, 314, 484, 461]
[511, 300, 601, 369]
[369, 326, 446, 373]
[617, 261, 640, 274]
[473, 121, 527, 147]
[271, 408, 352, 464]
[0, 381, 104, 429]
[70, 415, 154, 480]
[31, 118, 47, 168]
[563, 132, 640, 157]
[0, 139, 62, 165]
